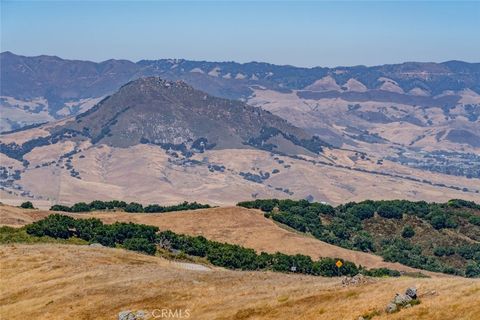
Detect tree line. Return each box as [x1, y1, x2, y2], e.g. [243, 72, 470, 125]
[24, 214, 401, 278]
[49, 200, 211, 213]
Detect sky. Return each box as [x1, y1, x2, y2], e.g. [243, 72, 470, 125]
[1, 1, 479, 67]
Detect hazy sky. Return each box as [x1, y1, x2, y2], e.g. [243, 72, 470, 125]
[2, 1, 479, 67]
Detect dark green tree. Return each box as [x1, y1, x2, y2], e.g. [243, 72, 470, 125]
[401, 225, 415, 238]
[123, 237, 156, 255]
[20, 201, 34, 209]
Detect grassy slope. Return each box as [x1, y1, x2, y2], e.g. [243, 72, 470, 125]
[0, 204, 427, 273]
[1, 244, 479, 320]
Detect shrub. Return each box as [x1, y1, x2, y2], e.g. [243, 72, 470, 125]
[456, 244, 480, 260]
[123, 237, 156, 255]
[74, 218, 104, 241]
[70, 202, 91, 212]
[469, 216, 480, 226]
[89, 200, 109, 211]
[433, 246, 455, 257]
[124, 202, 144, 213]
[352, 231, 375, 252]
[377, 204, 403, 219]
[50, 204, 72, 212]
[427, 209, 458, 230]
[465, 262, 480, 278]
[401, 225, 415, 238]
[348, 204, 375, 220]
[362, 267, 401, 277]
[26, 214, 76, 239]
[20, 201, 34, 209]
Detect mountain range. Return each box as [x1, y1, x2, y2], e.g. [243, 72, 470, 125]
[2, 51, 479, 129]
[0, 52, 479, 206]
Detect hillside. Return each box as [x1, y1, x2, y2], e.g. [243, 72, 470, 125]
[1, 75, 478, 206]
[0, 204, 421, 272]
[61, 77, 326, 152]
[239, 199, 480, 277]
[1, 244, 479, 320]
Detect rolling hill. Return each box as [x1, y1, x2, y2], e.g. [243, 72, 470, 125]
[2, 244, 479, 320]
[0, 204, 422, 272]
[1, 202, 480, 319]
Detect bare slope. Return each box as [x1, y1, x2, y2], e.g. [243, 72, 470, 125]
[1, 244, 479, 320]
[1, 145, 478, 207]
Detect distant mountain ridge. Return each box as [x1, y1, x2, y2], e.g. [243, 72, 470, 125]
[3, 52, 479, 101]
[1, 76, 478, 206]
[0, 77, 328, 160]
[2, 51, 479, 130]
[1, 52, 479, 182]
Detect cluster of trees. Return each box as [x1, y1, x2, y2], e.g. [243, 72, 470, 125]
[26, 214, 158, 254]
[157, 230, 360, 276]
[24, 214, 400, 277]
[20, 201, 35, 209]
[49, 200, 210, 213]
[238, 198, 480, 277]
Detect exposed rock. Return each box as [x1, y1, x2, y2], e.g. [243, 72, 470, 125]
[341, 274, 372, 286]
[89, 243, 104, 248]
[386, 287, 420, 313]
[405, 287, 417, 299]
[385, 302, 398, 313]
[393, 293, 412, 306]
[118, 310, 147, 320]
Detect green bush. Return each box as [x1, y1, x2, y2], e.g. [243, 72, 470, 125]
[433, 246, 455, 257]
[348, 204, 375, 220]
[469, 216, 480, 226]
[124, 202, 144, 213]
[26, 214, 76, 239]
[123, 237, 156, 255]
[427, 209, 458, 229]
[48, 200, 209, 213]
[362, 267, 401, 277]
[144, 201, 211, 213]
[465, 262, 480, 278]
[156, 230, 360, 276]
[352, 231, 375, 252]
[401, 225, 415, 238]
[71, 202, 91, 212]
[377, 204, 403, 219]
[20, 201, 34, 209]
[237, 198, 480, 277]
[50, 204, 72, 212]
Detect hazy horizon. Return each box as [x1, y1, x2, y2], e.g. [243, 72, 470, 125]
[2, 1, 479, 67]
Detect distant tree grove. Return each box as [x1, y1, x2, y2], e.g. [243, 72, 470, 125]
[49, 200, 211, 213]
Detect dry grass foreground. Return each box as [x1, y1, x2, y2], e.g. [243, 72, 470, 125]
[2, 204, 423, 272]
[1, 244, 479, 320]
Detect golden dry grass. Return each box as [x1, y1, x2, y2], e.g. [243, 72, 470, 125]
[1, 144, 479, 208]
[1, 204, 424, 272]
[1, 244, 479, 320]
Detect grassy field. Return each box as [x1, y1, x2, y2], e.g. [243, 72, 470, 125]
[1, 204, 479, 319]
[1, 244, 479, 320]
